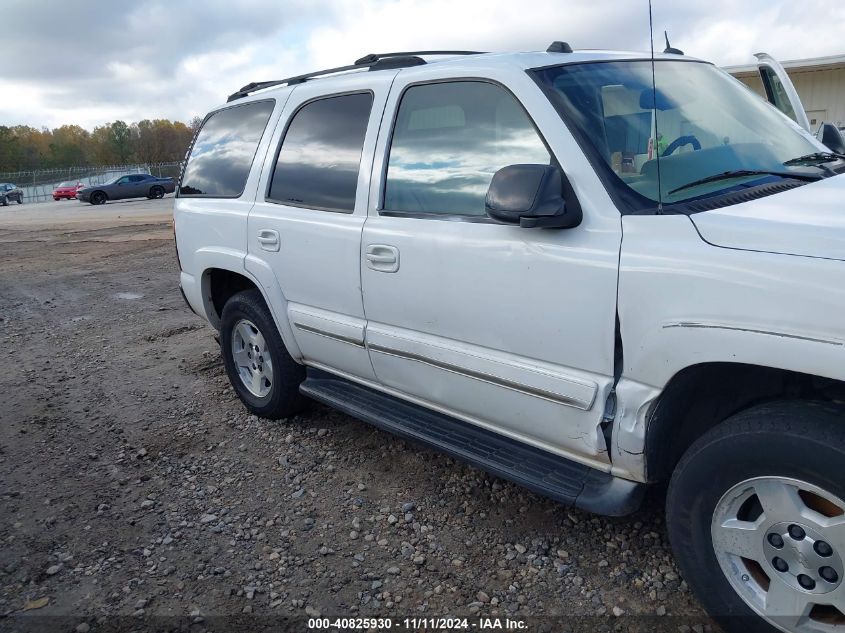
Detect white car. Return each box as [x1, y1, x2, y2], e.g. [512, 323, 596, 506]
[175, 44, 845, 632]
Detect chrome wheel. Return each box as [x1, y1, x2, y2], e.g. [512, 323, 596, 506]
[231, 318, 273, 398]
[712, 476, 845, 632]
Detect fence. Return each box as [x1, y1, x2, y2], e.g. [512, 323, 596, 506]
[0, 162, 182, 204]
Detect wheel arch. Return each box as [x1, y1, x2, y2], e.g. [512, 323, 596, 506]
[201, 264, 302, 361]
[203, 268, 256, 328]
[642, 362, 845, 484]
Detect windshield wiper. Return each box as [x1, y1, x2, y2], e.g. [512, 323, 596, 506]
[783, 152, 845, 175]
[668, 170, 821, 196]
[784, 152, 845, 166]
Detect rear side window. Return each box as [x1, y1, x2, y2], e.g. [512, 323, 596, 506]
[180, 100, 275, 197]
[383, 81, 551, 217]
[268, 92, 373, 213]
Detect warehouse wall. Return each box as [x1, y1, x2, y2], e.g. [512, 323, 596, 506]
[734, 67, 845, 130]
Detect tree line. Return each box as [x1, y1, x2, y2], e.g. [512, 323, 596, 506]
[0, 118, 202, 174]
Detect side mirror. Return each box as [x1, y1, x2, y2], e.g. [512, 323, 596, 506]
[485, 164, 581, 229]
[818, 123, 845, 154]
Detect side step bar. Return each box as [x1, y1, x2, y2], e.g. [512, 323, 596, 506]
[299, 370, 644, 516]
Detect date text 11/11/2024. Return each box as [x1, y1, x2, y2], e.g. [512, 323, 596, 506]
[307, 617, 529, 630]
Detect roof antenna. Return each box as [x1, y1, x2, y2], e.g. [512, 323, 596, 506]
[663, 30, 684, 55]
[649, 0, 664, 213]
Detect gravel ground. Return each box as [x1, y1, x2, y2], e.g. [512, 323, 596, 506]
[0, 198, 713, 632]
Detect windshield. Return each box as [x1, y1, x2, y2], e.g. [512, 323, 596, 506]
[59, 181, 77, 187]
[103, 175, 123, 185]
[533, 60, 826, 210]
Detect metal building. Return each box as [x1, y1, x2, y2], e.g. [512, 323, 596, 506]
[725, 54, 845, 130]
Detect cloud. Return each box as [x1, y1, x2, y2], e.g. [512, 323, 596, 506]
[0, 0, 331, 128]
[0, 0, 842, 129]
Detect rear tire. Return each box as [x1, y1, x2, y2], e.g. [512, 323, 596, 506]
[667, 401, 845, 633]
[220, 289, 307, 419]
[149, 186, 164, 199]
[16, 195, 22, 204]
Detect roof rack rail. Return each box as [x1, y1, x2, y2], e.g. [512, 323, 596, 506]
[227, 50, 486, 102]
[354, 50, 484, 65]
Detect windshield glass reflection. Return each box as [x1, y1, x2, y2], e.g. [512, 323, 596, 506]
[534, 61, 823, 207]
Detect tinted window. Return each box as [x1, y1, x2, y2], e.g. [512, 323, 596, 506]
[268, 92, 373, 212]
[384, 82, 551, 216]
[180, 100, 275, 197]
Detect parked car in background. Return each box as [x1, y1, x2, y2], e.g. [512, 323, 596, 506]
[77, 174, 175, 205]
[52, 181, 85, 200]
[0, 183, 23, 205]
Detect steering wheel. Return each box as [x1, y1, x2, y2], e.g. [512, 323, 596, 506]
[662, 135, 701, 156]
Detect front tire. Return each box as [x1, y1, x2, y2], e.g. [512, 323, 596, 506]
[90, 191, 107, 205]
[667, 401, 845, 633]
[220, 289, 307, 419]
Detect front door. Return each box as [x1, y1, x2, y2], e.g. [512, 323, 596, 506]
[361, 74, 622, 464]
[129, 175, 148, 197]
[755, 53, 811, 132]
[246, 71, 397, 382]
[114, 175, 134, 199]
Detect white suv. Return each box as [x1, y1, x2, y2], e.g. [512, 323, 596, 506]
[174, 45, 845, 632]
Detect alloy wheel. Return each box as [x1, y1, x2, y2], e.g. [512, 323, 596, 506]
[231, 318, 274, 398]
[712, 476, 845, 632]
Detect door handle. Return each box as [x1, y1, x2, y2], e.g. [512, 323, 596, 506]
[365, 244, 400, 273]
[257, 229, 280, 252]
[366, 253, 396, 264]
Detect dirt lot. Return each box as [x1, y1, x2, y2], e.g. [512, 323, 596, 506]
[0, 197, 712, 631]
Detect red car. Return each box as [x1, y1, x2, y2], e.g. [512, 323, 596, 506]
[53, 181, 85, 200]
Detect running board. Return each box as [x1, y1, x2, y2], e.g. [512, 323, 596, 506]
[299, 370, 644, 516]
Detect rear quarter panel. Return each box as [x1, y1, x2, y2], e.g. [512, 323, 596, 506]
[174, 93, 292, 331]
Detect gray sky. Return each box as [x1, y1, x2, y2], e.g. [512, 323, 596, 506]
[2, 0, 843, 129]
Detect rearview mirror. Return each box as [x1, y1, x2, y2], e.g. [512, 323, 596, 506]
[485, 164, 581, 229]
[639, 88, 677, 111]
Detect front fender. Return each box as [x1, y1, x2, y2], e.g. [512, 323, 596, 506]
[611, 214, 845, 481]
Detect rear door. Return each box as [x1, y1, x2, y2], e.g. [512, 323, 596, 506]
[360, 70, 622, 463]
[755, 53, 811, 132]
[246, 71, 398, 382]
